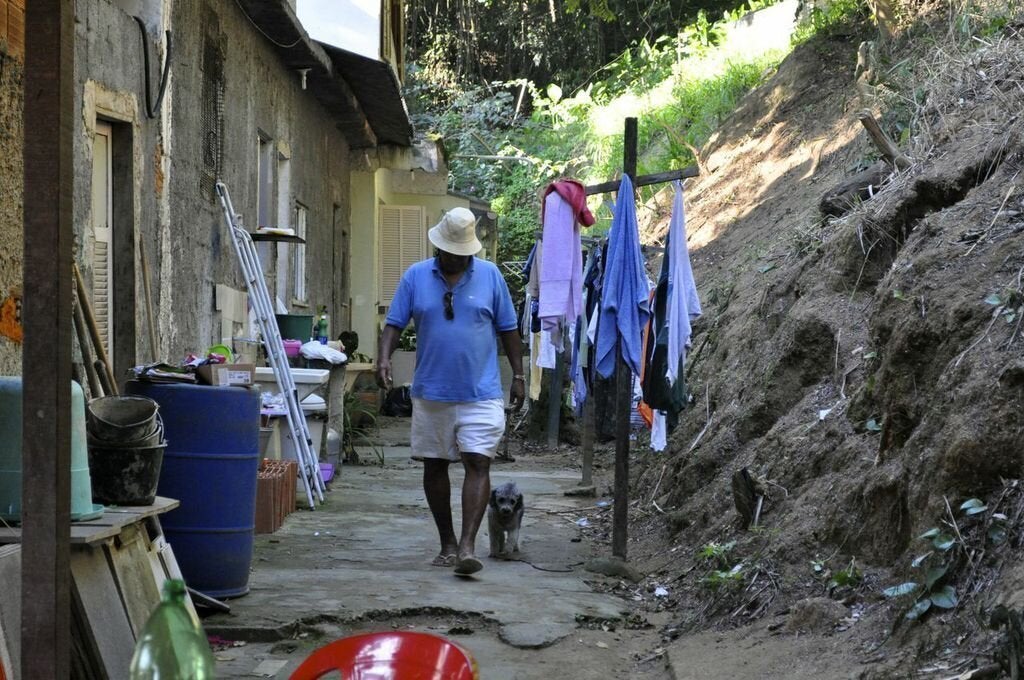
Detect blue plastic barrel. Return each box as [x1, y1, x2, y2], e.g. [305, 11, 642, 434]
[126, 381, 259, 598]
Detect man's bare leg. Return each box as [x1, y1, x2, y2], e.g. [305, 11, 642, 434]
[423, 459, 458, 565]
[455, 453, 490, 574]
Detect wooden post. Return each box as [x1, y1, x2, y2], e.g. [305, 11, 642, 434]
[612, 117, 639, 560]
[22, 1, 75, 678]
[546, 350, 565, 450]
[580, 398, 595, 486]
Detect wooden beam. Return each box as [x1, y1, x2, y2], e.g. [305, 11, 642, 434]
[857, 111, 911, 170]
[580, 398, 595, 487]
[22, 1, 75, 678]
[612, 117, 639, 561]
[585, 166, 699, 196]
[546, 350, 565, 450]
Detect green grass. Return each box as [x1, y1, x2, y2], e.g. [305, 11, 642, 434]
[412, 0, 866, 267]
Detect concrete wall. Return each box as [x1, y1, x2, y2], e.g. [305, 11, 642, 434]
[166, 0, 350, 357]
[349, 170, 378, 356]
[74, 0, 164, 380]
[347, 165, 473, 360]
[0, 47, 23, 375]
[0, 0, 353, 378]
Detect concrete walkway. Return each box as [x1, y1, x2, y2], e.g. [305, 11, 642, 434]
[207, 422, 653, 679]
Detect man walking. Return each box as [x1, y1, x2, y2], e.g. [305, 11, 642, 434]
[377, 207, 525, 575]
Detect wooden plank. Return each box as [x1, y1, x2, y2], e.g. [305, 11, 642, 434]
[584, 165, 699, 196]
[107, 525, 162, 638]
[0, 545, 21, 680]
[153, 538, 199, 622]
[101, 496, 180, 517]
[0, 522, 117, 547]
[70, 548, 136, 680]
[0, 498, 181, 546]
[21, 1, 75, 677]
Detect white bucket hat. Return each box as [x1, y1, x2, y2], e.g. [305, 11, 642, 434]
[428, 207, 482, 256]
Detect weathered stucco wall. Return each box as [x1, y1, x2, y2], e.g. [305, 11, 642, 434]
[348, 164, 474, 360]
[74, 0, 163, 379]
[0, 50, 23, 375]
[0, 0, 355, 377]
[168, 0, 351, 355]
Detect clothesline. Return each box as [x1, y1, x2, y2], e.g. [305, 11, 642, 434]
[533, 229, 665, 254]
[523, 175, 698, 441]
[521, 116, 701, 562]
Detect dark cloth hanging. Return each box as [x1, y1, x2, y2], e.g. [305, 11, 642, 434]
[641, 229, 688, 418]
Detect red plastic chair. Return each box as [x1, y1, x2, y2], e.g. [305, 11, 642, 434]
[289, 631, 480, 680]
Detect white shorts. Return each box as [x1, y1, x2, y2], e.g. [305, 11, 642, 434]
[411, 398, 506, 461]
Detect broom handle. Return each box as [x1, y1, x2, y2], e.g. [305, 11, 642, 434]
[73, 263, 119, 394]
[72, 296, 104, 398]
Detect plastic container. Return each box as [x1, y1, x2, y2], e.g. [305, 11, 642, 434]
[280, 394, 327, 462]
[283, 339, 302, 358]
[88, 444, 166, 506]
[126, 381, 259, 598]
[89, 419, 164, 449]
[275, 313, 313, 342]
[0, 377, 103, 522]
[87, 396, 160, 444]
[129, 579, 216, 679]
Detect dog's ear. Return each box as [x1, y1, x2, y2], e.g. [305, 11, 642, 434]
[514, 491, 524, 510]
[489, 489, 498, 508]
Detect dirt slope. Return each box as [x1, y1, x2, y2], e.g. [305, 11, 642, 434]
[617, 13, 1024, 676]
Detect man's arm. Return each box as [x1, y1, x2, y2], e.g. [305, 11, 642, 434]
[376, 325, 403, 389]
[500, 329, 525, 411]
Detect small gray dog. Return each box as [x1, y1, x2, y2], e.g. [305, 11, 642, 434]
[488, 481, 524, 558]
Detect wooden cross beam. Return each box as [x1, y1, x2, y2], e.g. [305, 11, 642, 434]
[584, 166, 699, 196]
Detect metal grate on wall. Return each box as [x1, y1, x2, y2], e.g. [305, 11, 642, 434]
[200, 38, 225, 197]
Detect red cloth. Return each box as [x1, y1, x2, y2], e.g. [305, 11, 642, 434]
[542, 179, 596, 227]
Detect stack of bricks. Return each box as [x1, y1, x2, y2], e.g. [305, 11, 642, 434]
[255, 459, 299, 534]
[0, 0, 25, 62]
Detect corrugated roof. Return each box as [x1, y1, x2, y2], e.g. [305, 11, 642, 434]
[234, 0, 412, 150]
[318, 42, 414, 147]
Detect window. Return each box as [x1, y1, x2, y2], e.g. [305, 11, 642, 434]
[91, 121, 114, 357]
[294, 203, 308, 303]
[200, 38, 225, 196]
[256, 134, 274, 229]
[379, 205, 425, 304]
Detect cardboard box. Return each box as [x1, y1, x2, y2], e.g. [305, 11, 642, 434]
[196, 363, 255, 387]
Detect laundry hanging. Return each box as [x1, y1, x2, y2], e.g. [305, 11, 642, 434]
[538, 180, 593, 334]
[639, 180, 702, 451]
[595, 174, 650, 379]
[666, 181, 702, 385]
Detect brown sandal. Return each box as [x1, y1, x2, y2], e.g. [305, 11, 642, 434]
[431, 553, 456, 567]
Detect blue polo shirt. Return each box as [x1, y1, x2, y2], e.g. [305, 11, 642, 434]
[385, 257, 518, 402]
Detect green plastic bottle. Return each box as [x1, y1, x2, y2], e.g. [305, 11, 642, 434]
[128, 579, 216, 679]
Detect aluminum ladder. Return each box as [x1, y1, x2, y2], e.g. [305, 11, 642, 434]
[215, 181, 325, 509]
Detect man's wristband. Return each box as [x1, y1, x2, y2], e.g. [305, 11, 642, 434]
[512, 375, 525, 382]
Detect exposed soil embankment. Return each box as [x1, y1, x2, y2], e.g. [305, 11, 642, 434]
[618, 15, 1024, 675]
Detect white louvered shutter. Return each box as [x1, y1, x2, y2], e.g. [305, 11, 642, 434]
[379, 206, 425, 304]
[91, 122, 114, 356]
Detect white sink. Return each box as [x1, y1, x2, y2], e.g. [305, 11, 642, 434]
[254, 367, 329, 402]
[254, 367, 329, 384]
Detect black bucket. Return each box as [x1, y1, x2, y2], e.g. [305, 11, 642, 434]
[87, 396, 161, 444]
[87, 444, 166, 506]
[88, 419, 164, 449]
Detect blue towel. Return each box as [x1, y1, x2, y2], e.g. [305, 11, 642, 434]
[595, 174, 650, 378]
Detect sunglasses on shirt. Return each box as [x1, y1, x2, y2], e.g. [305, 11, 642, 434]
[444, 291, 454, 320]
